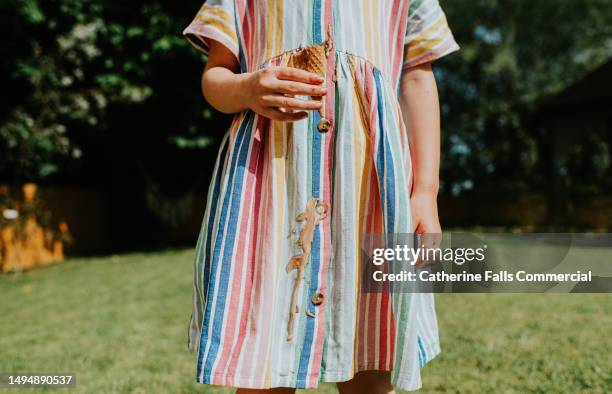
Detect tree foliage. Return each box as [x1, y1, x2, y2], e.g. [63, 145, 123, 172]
[438, 0, 612, 196]
[0, 0, 210, 181]
[1, 0, 611, 198]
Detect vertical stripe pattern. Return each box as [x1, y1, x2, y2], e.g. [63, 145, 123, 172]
[183, 0, 458, 391]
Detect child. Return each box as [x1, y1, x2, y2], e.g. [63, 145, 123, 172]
[183, 1, 459, 393]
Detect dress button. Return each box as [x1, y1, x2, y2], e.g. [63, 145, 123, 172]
[317, 118, 331, 133]
[311, 292, 325, 306]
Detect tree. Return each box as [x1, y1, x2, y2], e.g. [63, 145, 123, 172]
[0, 0, 214, 182]
[437, 0, 612, 197]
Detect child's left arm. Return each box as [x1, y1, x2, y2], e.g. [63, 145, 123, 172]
[399, 63, 442, 237]
[398, 0, 459, 240]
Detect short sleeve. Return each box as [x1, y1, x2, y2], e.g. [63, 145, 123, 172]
[182, 1, 239, 62]
[403, 0, 460, 69]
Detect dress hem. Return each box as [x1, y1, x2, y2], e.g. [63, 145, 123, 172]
[194, 343, 441, 391]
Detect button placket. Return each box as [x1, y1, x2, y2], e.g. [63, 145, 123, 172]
[283, 25, 337, 341]
[285, 197, 328, 341]
[317, 24, 336, 135]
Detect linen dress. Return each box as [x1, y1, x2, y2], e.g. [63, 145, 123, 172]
[183, 0, 459, 391]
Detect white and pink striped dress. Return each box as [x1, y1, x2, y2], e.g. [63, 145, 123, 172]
[183, 0, 459, 390]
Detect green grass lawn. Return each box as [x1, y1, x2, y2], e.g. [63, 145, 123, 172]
[1, 249, 610, 393]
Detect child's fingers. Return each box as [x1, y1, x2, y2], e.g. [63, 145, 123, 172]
[274, 67, 324, 84]
[263, 108, 309, 122]
[414, 232, 442, 269]
[262, 95, 322, 111]
[413, 231, 424, 268]
[275, 81, 327, 97]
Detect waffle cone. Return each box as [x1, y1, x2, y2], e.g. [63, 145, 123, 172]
[288, 43, 327, 77]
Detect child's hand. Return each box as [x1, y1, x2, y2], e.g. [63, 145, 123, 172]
[242, 67, 327, 122]
[201, 41, 326, 120]
[410, 190, 442, 269]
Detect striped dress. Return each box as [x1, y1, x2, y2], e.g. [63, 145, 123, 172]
[183, 0, 459, 391]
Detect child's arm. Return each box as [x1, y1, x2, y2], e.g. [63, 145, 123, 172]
[201, 40, 327, 121]
[399, 63, 443, 236]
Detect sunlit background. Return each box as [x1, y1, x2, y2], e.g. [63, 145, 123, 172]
[1, 0, 611, 393]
